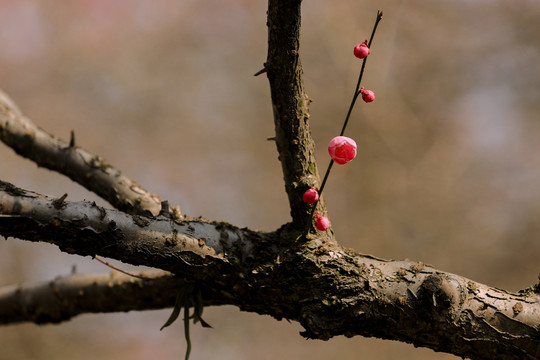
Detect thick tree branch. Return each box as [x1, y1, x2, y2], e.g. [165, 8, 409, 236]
[0, 270, 182, 324]
[265, 0, 324, 229]
[290, 251, 540, 360]
[1, 180, 539, 359]
[0, 90, 162, 217]
[0, 180, 267, 278]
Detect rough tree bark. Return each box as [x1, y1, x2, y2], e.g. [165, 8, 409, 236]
[0, 1, 539, 359]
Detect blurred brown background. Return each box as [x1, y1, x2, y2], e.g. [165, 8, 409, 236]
[1, 0, 539, 359]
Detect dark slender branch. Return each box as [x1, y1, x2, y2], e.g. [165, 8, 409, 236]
[94, 256, 166, 281]
[339, 10, 382, 137]
[368, 10, 384, 47]
[305, 11, 384, 235]
[304, 159, 334, 236]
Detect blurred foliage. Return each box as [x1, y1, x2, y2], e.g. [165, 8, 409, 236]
[0, 0, 539, 359]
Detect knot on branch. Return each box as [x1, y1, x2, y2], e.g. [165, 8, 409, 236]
[418, 274, 461, 313]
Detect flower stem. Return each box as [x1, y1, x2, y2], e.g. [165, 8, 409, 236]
[304, 10, 383, 237]
[368, 10, 384, 48]
[340, 10, 383, 137]
[303, 158, 333, 236]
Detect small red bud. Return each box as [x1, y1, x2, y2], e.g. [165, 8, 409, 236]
[303, 188, 319, 204]
[328, 136, 357, 165]
[314, 213, 330, 231]
[360, 86, 375, 103]
[353, 41, 370, 59]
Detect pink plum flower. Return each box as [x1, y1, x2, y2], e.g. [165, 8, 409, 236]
[314, 213, 330, 231]
[353, 40, 370, 59]
[360, 87, 375, 103]
[303, 188, 319, 204]
[328, 136, 357, 165]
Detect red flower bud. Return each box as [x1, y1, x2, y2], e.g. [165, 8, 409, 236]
[303, 188, 319, 204]
[360, 87, 375, 103]
[328, 136, 357, 165]
[314, 213, 330, 231]
[353, 41, 370, 59]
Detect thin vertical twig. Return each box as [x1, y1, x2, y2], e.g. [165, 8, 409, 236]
[305, 10, 383, 236]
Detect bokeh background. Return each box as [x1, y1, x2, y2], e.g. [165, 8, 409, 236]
[1, 0, 539, 359]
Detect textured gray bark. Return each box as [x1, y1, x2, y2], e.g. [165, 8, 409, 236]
[0, 1, 539, 359]
[0, 90, 162, 217]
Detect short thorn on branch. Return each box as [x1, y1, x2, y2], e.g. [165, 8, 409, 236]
[254, 63, 270, 76]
